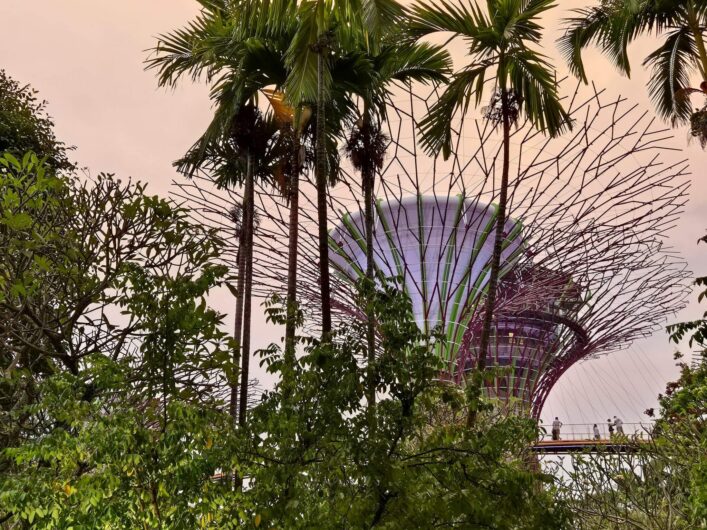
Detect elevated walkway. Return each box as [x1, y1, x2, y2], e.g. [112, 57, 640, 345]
[533, 422, 652, 454]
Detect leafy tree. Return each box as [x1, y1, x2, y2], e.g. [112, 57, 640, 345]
[148, 0, 305, 419]
[0, 156, 570, 526]
[664, 233, 707, 523]
[559, 0, 707, 147]
[559, 235, 707, 529]
[406, 0, 571, 422]
[0, 151, 233, 446]
[1, 362, 244, 529]
[0, 70, 74, 171]
[235, 279, 571, 528]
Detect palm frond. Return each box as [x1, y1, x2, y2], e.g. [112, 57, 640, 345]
[644, 27, 697, 125]
[407, 0, 490, 42]
[507, 48, 572, 136]
[558, 5, 631, 82]
[146, 7, 228, 87]
[500, 0, 555, 44]
[558, 0, 678, 84]
[177, 105, 286, 188]
[378, 42, 452, 85]
[284, 3, 325, 105]
[362, 0, 405, 49]
[418, 65, 490, 158]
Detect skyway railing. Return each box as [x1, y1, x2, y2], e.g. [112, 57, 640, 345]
[538, 422, 653, 442]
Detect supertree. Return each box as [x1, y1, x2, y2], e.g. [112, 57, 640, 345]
[175, 82, 691, 418]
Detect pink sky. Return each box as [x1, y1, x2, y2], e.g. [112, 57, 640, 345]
[1, 0, 705, 427]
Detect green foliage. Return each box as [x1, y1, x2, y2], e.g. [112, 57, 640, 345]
[239, 279, 570, 528]
[668, 235, 707, 352]
[0, 153, 240, 527]
[0, 154, 570, 528]
[657, 358, 707, 524]
[407, 0, 571, 158]
[0, 152, 232, 396]
[1, 358, 244, 529]
[559, 0, 707, 133]
[562, 236, 707, 529]
[0, 70, 74, 171]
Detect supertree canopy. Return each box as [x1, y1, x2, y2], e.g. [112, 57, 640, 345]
[175, 83, 691, 418]
[328, 194, 584, 414]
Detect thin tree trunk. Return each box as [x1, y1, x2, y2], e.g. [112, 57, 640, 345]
[468, 90, 510, 427]
[316, 47, 332, 339]
[238, 153, 254, 426]
[363, 123, 377, 424]
[284, 135, 301, 387]
[228, 203, 246, 423]
[688, 4, 707, 80]
[229, 228, 246, 420]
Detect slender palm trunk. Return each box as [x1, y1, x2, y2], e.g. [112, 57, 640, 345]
[468, 90, 511, 427]
[363, 124, 377, 423]
[229, 211, 247, 421]
[316, 48, 332, 339]
[284, 136, 301, 386]
[688, 3, 707, 80]
[238, 153, 254, 426]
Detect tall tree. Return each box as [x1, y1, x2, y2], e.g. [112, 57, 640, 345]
[282, 0, 405, 339]
[406, 0, 571, 421]
[147, 0, 298, 419]
[559, 0, 707, 146]
[0, 70, 74, 171]
[343, 39, 451, 418]
[0, 154, 241, 528]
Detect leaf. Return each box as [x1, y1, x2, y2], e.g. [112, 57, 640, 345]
[3, 152, 21, 170]
[226, 283, 240, 298]
[254, 514, 262, 527]
[3, 212, 33, 230]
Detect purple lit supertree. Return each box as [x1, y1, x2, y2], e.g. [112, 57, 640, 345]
[175, 83, 691, 418]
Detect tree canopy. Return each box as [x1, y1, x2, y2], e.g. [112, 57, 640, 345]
[0, 71, 74, 171]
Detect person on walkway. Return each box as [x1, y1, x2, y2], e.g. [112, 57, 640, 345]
[614, 416, 624, 435]
[552, 417, 562, 441]
[607, 419, 614, 439]
[593, 424, 600, 440]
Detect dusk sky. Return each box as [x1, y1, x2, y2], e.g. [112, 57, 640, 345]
[2, 0, 705, 430]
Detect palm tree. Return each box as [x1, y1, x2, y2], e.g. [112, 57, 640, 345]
[176, 102, 290, 425]
[406, 0, 571, 421]
[559, 0, 707, 146]
[343, 39, 451, 418]
[281, 0, 405, 339]
[147, 0, 299, 420]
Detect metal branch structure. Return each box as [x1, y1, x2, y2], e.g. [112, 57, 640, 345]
[174, 82, 691, 418]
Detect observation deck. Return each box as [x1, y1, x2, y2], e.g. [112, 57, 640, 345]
[533, 422, 652, 454]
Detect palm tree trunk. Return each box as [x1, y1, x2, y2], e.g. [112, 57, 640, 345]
[363, 123, 377, 423]
[688, 4, 707, 79]
[468, 90, 511, 427]
[229, 212, 247, 421]
[284, 136, 301, 386]
[316, 47, 332, 339]
[238, 152, 254, 426]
